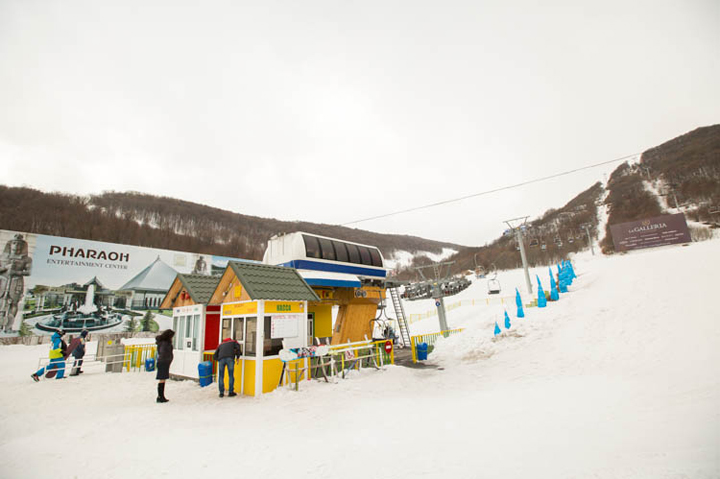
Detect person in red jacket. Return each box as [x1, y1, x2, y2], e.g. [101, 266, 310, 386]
[213, 338, 241, 398]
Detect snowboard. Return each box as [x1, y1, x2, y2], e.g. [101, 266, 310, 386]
[64, 337, 82, 359]
[279, 345, 329, 362]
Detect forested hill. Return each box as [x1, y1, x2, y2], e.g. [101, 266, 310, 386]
[439, 124, 720, 276]
[598, 124, 720, 253]
[0, 187, 464, 260]
[1, 124, 717, 277]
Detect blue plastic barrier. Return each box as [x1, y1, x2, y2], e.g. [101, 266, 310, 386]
[198, 361, 213, 387]
[416, 342, 429, 361]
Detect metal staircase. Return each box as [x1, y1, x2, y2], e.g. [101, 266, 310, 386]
[388, 287, 411, 347]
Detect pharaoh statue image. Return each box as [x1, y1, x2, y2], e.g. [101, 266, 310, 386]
[0, 234, 33, 332]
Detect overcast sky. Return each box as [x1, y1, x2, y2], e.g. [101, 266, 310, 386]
[1, 0, 718, 246]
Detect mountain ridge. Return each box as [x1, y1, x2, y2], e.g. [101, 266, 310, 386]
[2, 124, 718, 278]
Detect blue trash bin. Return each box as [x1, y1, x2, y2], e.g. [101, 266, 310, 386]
[198, 361, 213, 387]
[145, 357, 156, 372]
[416, 342, 428, 361]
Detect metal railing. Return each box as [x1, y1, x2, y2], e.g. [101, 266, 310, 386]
[410, 328, 465, 362]
[279, 338, 396, 390]
[35, 344, 158, 375]
[123, 344, 157, 372]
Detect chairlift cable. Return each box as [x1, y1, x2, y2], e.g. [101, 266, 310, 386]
[342, 153, 639, 226]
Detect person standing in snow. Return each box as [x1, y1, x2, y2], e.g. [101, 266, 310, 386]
[31, 329, 67, 381]
[155, 329, 175, 403]
[69, 329, 88, 376]
[213, 337, 241, 398]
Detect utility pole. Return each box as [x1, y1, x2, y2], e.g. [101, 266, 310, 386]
[413, 261, 455, 335]
[504, 216, 532, 296]
[581, 223, 595, 256]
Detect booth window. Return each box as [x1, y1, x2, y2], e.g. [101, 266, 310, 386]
[333, 241, 349, 262]
[318, 237, 336, 261]
[232, 317, 244, 355]
[221, 318, 232, 343]
[176, 316, 185, 350]
[173, 316, 180, 349]
[302, 235, 321, 259]
[192, 314, 200, 351]
[263, 316, 284, 356]
[358, 246, 372, 265]
[369, 248, 382, 267]
[245, 317, 257, 356]
[346, 243, 361, 264]
[185, 315, 193, 350]
[307, 313, 314, 347]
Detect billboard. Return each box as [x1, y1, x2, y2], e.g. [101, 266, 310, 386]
[609, 213, 692, 253]
[0, 229, 250, 336]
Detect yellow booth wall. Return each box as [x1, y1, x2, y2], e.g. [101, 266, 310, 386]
[309, 303, 333, 338]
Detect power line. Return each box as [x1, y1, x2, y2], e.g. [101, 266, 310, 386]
[342, 153, 639, 226]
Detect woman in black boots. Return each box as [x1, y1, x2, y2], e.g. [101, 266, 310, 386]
[155, 329, 175, 403]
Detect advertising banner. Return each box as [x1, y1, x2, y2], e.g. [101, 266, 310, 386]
[0, 229, 247, 335]
[609, 213, 692, 253]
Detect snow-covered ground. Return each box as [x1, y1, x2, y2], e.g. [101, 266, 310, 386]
[1, 240, 718, 479]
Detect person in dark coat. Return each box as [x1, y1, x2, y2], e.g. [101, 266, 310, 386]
[155, 329, 175, 403]
[213, 338, 241, 398]
[69, 329, 88, 376]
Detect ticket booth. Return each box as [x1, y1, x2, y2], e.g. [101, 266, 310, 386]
[160, 274, 222, 379]
[209, 261, 320, 396]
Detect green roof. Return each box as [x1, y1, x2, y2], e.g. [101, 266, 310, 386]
[178, 274, 222, 304]
[228, 262, 320, 302]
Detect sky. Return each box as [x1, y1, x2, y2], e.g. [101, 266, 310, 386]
[1, 238, 717, 478]
[1, 0, 718, 246]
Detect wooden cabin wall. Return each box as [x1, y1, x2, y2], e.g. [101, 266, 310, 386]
[332, 302, 378, 344]
[208, 270, 252, 304]
[160, 280, 196, 309]
[330, 286, 386, 344]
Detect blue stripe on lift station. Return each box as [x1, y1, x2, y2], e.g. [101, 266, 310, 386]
[280, 260, 387, 278]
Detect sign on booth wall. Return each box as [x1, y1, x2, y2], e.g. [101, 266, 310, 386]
[609, 213, 692, 252]
[222, 301, 258, 316]
[265, 301, 304, 313]
[270, 314, 302, 339]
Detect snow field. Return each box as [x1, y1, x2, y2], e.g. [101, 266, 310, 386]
[0, 240, 718, 478]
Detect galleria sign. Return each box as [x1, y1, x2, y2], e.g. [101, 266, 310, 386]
[610, 213, 691, 252]
[627, 222, 667, 234]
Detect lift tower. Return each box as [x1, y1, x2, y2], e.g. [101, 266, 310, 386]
[413, 261, 456, 335]
[504, 216, 533, 296]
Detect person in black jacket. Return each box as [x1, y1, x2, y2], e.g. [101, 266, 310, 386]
[213, 338, 241, 398]
[69, 329, 88, 376]
[155, 329, 175, 403]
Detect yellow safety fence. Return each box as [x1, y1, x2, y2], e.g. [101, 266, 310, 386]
[123, 344, 157, 372]
[407, 296, 518, 324]
[410, 329, 465, 363]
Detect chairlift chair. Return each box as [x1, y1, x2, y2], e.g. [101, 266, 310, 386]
[487, 278, 501, 295]
[529, 238, 539, 247]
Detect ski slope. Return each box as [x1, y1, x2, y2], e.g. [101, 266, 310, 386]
[0, 240, 718, 479]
